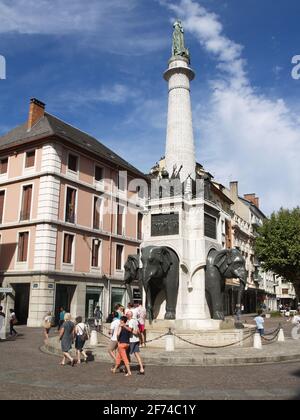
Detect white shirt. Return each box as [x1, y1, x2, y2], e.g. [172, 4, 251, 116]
[75, 322, 87, 336]
[128, 318, 140, 343]
[254, 316, 264, 330]
[292, 315, 300, 325]
[137, 306, 146, 325]
[110, 318, 120, 341]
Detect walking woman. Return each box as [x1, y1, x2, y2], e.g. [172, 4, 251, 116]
[111, 316, 132, 377]
[59, 313, 75, 366]
[74, 316, 89, 364]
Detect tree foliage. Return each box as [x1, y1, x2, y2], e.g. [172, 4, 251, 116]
[255, 208, 300, 295]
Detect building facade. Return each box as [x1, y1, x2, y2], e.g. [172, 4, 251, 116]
[0, 99, 147, 326]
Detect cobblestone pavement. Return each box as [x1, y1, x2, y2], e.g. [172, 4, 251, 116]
[0, 316, 299, 400]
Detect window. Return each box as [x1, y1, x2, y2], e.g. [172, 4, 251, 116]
[116, 244, 124, 270]
[95, 166, 104, 182]
[117, 205, 124, 236]
[68, 154, 78, 172]
[65, 187, 76, 223]
[204, 213, 217, 239]
[93, 196, 102, 229]
[20, 185, 32, 221]
[63, 234, 74, 264]
[17, 232, 29, 262]
[118, 174, 126, 191]
[137, 212, 143, 240]
[0, 191, 5, 224]
[25, 150, 35, 168]
[0, 158, 8, 175]
[91, 239, 101, 267]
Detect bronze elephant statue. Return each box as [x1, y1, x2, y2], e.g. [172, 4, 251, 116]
[123, 255, 142, 304]
[141, 246, 179, 321]
[205, 248, 247, 321]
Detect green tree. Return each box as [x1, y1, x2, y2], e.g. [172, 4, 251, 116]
[255, 208, 300, 298]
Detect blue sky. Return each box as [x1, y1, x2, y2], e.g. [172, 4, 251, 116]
[0, 0, 299, 215]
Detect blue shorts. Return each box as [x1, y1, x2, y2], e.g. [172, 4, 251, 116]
[130, 342, 140, 354]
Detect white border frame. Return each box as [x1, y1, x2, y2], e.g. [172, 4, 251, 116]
[18, 182, 34, 222]
[115, 242, 125, 274]
[23, 149, 37, 175]
[66, 151, 80, 180]
[15, 229, 31, 269]
[64, 184, 78, 225]
[91, 194, 103, 230]
[90, 237, 102, 272]
[61, 230, 75, 271]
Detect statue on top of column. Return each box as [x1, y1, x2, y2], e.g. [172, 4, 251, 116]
[172, 20, 190, 62]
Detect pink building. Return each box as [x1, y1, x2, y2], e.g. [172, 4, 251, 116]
[0, 98, 147, 326]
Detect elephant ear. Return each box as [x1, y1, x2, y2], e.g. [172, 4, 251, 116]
[214, 250, 230, 273]
[128, 255, 139, 274]
[159, 248, 173, 274]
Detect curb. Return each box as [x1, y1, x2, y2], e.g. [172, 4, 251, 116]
[42, 340, 300, 367]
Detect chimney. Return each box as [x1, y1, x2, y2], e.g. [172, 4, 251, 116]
[230, 181, 238, 200]
[28, 98, 45, 131]
[244, 193, 260, 208]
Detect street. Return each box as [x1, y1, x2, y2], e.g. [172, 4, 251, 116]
[0, 324, 299, 400]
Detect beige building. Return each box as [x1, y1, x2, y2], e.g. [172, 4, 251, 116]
[0, 98, 147, 326]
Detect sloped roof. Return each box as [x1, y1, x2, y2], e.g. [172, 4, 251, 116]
[0, 113, 147, 178]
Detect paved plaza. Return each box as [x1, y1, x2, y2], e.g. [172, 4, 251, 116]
[0, 317, 300, 400]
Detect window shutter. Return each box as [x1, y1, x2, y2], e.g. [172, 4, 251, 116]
[25, 151, 35, 168]
[0, 158, 8, 174]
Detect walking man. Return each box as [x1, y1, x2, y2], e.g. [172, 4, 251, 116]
[127, 311, 145, 375]
[9, 309, 18, 337]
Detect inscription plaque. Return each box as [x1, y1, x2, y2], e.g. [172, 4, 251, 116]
[151, 213, 179, 237]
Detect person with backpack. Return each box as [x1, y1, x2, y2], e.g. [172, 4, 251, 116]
[43, 312, 53, 343]
[127, 310, 145, 375]
[74, 316, 89, 364]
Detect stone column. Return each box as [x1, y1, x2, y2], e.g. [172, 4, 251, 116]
[164, 56, 196, 182]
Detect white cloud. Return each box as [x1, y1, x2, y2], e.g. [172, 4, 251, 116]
[0, 0, 168, 54]
[54, 83, 141, 110]
[162, 0, 300, 214]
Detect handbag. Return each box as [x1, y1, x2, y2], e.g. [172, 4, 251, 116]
[43, 320, 51, 329]
[79, 325, 89, 341]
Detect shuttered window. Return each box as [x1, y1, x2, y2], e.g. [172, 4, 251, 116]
[17, 232, 29, 262]
[0, 191, 5, 224]
[91, 239, 101, 267]
[20, 185, 32, 221]
[0, 158, 8, 174]
[25, 150, 35, 168]
[65, 187, 76, 223]
[63, 234, 74, 264]
[116, 245, 123, 270]
[204, 213, 217, 239]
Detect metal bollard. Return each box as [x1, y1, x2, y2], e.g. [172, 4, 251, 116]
[277, 324, 285, 342]
[253, 332, 262, 349]
[89, 330, 98, 346]
[165, 328, 175, 352]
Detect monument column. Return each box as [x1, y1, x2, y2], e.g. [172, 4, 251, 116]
[164, 21, 196, 182]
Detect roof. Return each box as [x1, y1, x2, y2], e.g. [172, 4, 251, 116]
[239, 196, 266, 219]
[0, 113, 147, 179]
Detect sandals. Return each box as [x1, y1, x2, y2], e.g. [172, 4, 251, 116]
[137, 371, 145, 375]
